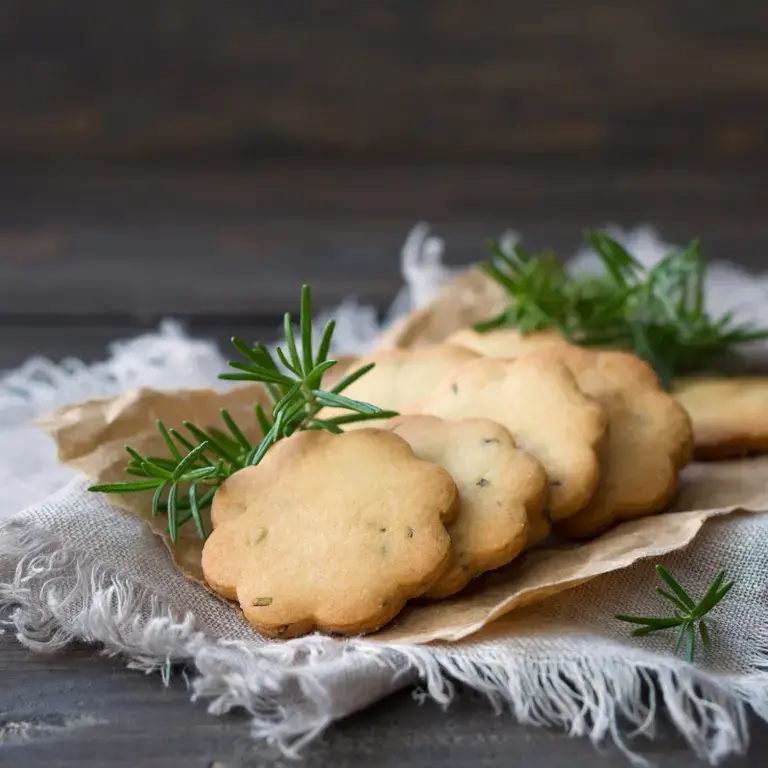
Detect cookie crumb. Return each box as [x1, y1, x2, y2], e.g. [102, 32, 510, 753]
[406, 526, 414, 538]
[249, 527, 268, 546]
[379, 526, 387, 533]
[251, 597, 273, 607]
[476, 477, 490, 487]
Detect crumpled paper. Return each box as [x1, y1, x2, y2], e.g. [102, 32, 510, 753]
[34, 267, 768, 644]
[37, 384, 768, 645]
[374, 267, 508, 350]
[37, 384, 269, 582]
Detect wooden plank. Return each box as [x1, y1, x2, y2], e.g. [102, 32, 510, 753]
[2, 2, 768, 166]
[2, 632, 766, 767]
[1, 167, 767, 319]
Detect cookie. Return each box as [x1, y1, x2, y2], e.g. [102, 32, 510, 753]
[417, 356, 607, 521]
[446, 332, 693, 537]
[448, 327, 570, 358]
[518, 346, 694, 539]
[384, 415, 548, 597]
[318, 344, 480, 423]
[201, 429, 459, 637]
[673, 377, 768, 460]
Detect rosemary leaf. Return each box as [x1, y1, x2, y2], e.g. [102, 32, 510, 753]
[616, 566, 734, 663]
[674, 623, 687, 655]
[699, 620, 712, 651]
[223, 361, 293, 386]
[89, 282, 394, 541]
[89, 479, 164, 493]
[152, 482, 168, 518]
[168, 428, 206, 460]
[188, 484, 206, 540]
[330, 362, 376, 395]
[283, 312, 303, 374]
[316, 410, 400, 427]
[173, 442, 211, 479]
[615, 616, 684, 630]
[157, 420, 182, 462]
[220, 408, 252, 451]
[691, 570, 727, 618]
[656, 587, 693, 615]
[276, 346, 302, 377]
[300, 284, 313, 376]
[167, 483, 179, 543]
[655, 566, 696, 611]
[475, 229, 768, 384]
[231, 337, 266, 366]
[254, 403, 272, 436]
[312, 390, 381, 414]
[182, 423, 240, 465]
[315, 319, 336, 365]
[305, 359, 337, 387]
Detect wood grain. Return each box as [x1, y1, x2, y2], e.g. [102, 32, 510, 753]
[2, 632, 765, 767]
[1, 167, 767, 321]
[2, 2, 768, 167]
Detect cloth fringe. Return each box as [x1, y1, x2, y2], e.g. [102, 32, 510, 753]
[1, 519, 764, 766]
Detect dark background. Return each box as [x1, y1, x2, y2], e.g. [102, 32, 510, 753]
[2, 1, 768, 168]
[2, 1, 768, 369]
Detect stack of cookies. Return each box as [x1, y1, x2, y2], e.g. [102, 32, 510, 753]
[201, 328, 695, 638]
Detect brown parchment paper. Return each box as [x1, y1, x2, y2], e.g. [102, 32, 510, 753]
[37, 383, 768, 645]
[375, 267, 508, 350]
[37, 384, 270, 581]
[32, 270, 768, 643]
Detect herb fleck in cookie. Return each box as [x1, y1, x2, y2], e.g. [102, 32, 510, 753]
[385, 415, 548, 597]
[318, 345, 480, 424]
[673, 377, 768, 460]
[446, 332, 694, 537]
[521, 345, 694, 539]
[201, 429, 458, 637]
[418, 357, 607, 521]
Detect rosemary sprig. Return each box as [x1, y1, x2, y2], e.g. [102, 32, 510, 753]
[89, 284, 397, 542]
[616, 565, 734, 663]
[475, 230, 768, 388]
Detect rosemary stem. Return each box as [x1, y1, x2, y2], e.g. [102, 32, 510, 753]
[89, 283, 392, 541]
[300, 383, 320, 427]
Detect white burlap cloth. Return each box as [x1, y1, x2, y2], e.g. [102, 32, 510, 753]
[2, 225, 768, 765]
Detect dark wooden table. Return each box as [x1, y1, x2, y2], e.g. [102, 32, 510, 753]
[2, 168, 767, 767]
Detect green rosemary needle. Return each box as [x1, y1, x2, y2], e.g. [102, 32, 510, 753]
[475, 230, 768, 389]
[89, 284, 397, 542]
[616, 565, 734, 663]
